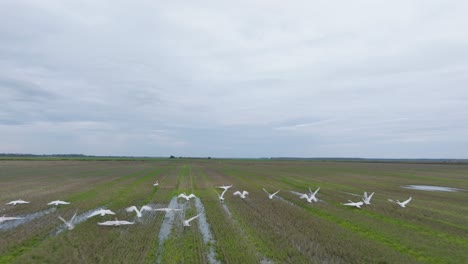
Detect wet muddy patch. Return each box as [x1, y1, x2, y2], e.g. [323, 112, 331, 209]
[194, 197, 220, 264]
[156, 196, 184, 264]
[0, 207, 56, 231]
[221, 203, 232, 218]
[402, 185, 463, 192]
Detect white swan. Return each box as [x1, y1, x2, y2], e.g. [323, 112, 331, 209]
[153, 181, 159, 186]
[215, 188, 229, 202]
[48, 200, 71, 206]
[233, 190, 249, 199]
[178, 193, 197, 201]
[362, 192, 375, 205]
[0, 215, 23, 224]
[262, 188, 280, 199]
[126, 205, 153, 217]
[58, 210, 77, 230]
[183, 214, 201, 226]
[6, 199, 30, 205]
[389, 197, 412, 207]
[98, 218, 134, 226]
[296, 187, 320, 203]
[87, 209, 116, 218]
[217, 185, 233, 191]
[342, 200, 364, 208]
[154, 208, 182, 212]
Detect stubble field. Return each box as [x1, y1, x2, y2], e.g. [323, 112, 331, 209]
[0, 158, 467, 263]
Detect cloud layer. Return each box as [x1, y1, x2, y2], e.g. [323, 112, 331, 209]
[1, 1, 467, 158]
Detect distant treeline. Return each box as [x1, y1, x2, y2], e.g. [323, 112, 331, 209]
[0, 153, 163, 160]
[0, 153, 88, 157]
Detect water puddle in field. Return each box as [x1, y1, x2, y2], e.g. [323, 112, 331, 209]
[402, 185, 463, 192]
[0, 207, 56, 231]
[221, 203, 232, 218]
[194, 197, 220, 264]
[261, 257, 274, 264]
[156, 196, 184, 264]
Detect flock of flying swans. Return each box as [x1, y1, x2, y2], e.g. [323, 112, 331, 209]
[1, 182, 203, 230]
[1, 180, 414, 230]
[217, 186, 412, 211]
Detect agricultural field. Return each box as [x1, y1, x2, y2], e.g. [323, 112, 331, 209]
[0, 159, 467, 264]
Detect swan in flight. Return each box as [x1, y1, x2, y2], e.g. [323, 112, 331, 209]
[183, 214, 201, 226]
[388, 197, 412, 207]
[217, 185, 233, 191]
[154, 208, 182, 212]
[98, 218, 135, 226]
[215, 188, 229, 202]
[262, 188, 280, 199]
[296, 187, 320, 203]
[178, 193, 197, 201]
[362, 192, 375, 205]
[6, 199, 30, 205]
[48, 200, 71, 206]
[233, 190, 249, 199]
[0, 215, 23, 224]
[153, 181, 159, 186]
[342, 200, 364, 208]
[58, 210, 77, 230]
[87, 209, 116, 218]
[126, 205, 153, 217]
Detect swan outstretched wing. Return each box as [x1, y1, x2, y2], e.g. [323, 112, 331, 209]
[186, 214, 201, 223]
[141, 205, 153, 212]
[117, 220, 135, 225]
[313, 187, 320, 196]
[126, 206, 138, 213]
[58, 216, 68, 224]
[402, 197, 412, 206]
[70, 210, 78, 223]
[106, 209, 116, 215]
[87, 210, 100, 218]
[221, 189, 228, 197]
[98, 221, 114, 226]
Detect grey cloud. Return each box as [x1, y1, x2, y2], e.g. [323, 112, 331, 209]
[0, 77, 56, 102]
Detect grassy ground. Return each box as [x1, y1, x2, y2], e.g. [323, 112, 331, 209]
[0, 159, 467, 263]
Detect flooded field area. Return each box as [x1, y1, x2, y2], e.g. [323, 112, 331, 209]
[402, 185, 464, 192]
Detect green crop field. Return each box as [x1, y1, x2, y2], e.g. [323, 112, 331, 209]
[0, 159, 467, 263]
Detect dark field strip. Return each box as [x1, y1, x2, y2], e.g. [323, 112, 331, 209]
[0, 159, 467, 263]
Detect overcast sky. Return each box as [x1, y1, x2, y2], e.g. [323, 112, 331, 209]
[1, 1, 467, 158]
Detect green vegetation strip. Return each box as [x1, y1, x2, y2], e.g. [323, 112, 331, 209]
[288, 198, 443, 263]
